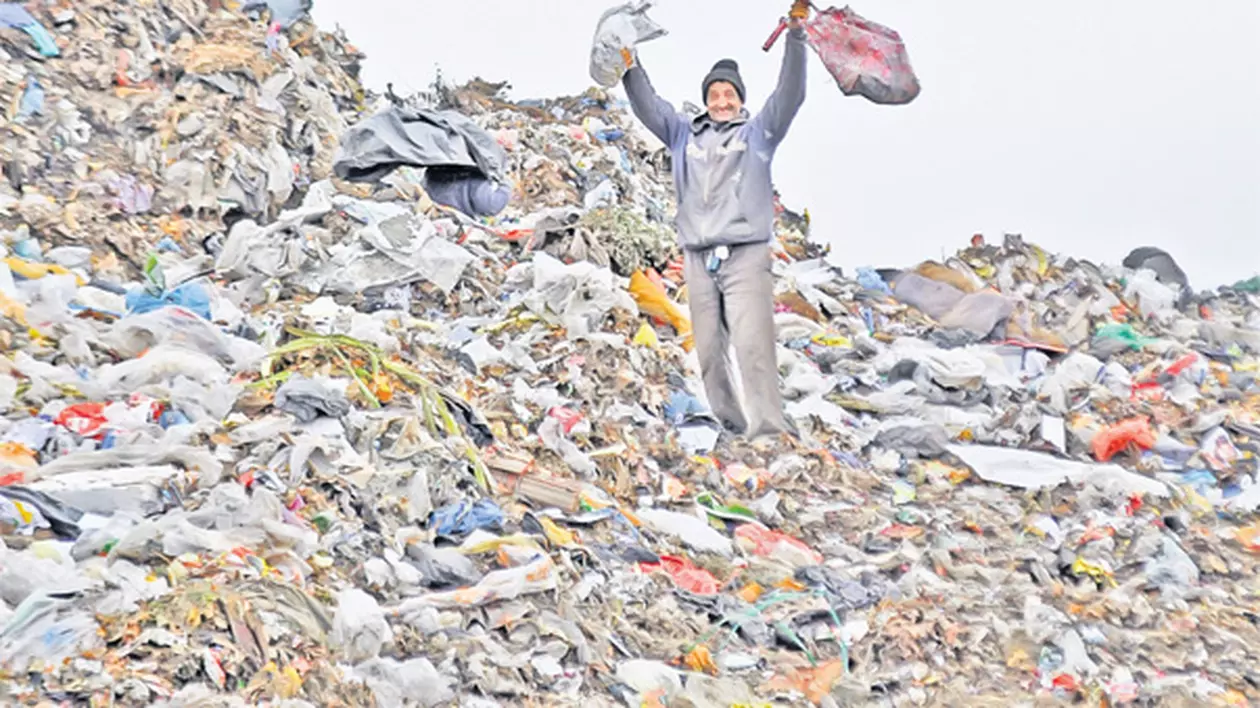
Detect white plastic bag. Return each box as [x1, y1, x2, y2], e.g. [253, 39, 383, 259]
[347, 656, 454, 708]
[332, 588, 393, 662]
[1124, 269, 1176, 317]
[590, 2, 667, 88]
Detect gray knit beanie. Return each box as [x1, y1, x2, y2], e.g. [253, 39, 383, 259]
[702, 59, 746, 102]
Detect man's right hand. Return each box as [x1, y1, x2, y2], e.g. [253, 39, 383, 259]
[788, 0, 809, 27]
[621, 48, 635, 70]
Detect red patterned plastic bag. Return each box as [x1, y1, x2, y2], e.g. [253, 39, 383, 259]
[804, 6, 920, 105]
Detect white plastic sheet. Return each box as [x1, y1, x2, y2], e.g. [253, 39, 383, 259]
[589, 2, 667, 88]
[948, 444, 1170, 498]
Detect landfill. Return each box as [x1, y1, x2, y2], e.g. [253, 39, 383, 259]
[0, 2, 1256, 707]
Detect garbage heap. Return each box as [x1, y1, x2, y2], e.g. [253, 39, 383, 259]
[0, 3, 1258, 707]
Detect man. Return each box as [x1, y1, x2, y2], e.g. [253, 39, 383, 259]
[621, 1, 809, 440]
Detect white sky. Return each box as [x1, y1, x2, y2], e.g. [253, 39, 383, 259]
[312, 1, 1260, 288]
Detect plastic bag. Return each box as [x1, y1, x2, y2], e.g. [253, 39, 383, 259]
[428, 499, 504, 537]
[1124, 269, 1177, 317]
[1091, 417, 1156, 462]
[346, 656, 454, 708]
[629, 270, 692, 339]
[331, 588, 393, 662]
[526, 253, 637, 339]
[638, 555, 720, 595]
[407, 543, 483, 588]
[590, 2, 667, 88]
[804, 6, 921, 105]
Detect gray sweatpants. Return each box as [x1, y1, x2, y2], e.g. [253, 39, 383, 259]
[684, 242, 792, 438]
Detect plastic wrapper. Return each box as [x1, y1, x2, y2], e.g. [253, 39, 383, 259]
[589, 1, 667, 88]
[804, 6, 921, 105]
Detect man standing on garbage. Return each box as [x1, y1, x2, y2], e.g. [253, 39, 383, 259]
[621, 1, 809, 440]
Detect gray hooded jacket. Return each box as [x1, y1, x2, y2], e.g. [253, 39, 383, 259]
[622, 27, 807, 252]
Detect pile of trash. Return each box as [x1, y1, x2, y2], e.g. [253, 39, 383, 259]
[0, 2, 1256, 707]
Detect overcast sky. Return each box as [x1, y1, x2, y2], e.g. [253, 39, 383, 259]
[312, 1, 1260, 288]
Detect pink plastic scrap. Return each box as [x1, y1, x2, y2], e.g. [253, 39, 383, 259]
[804, 6, 921, 105]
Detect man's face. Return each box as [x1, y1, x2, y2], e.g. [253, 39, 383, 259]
[706, 81, 743, 123]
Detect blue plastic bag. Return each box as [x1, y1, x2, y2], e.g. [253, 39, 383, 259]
[429, 499, 504, 537]
[125, 282, 212, 320]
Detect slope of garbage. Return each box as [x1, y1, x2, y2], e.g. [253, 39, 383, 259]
[0, 3, 1258, 707]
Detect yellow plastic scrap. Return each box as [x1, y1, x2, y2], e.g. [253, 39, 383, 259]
[459, 533, 543, 555]
[245, 661, 303, 700]
[1031, 245, 1049, 275]
[632, 322, 659, 348]
[683, 644, 719, 675]
[1182, 487, 1215, 517]
[738, 582, 764, 603]
[811, 332, 851, 348]
[967, 259, 995, 279]
[538, 517, 578, 547]
[483, 312, 540, 334]
[1071, 557, 1117, 587]
[4, 257, 86, 286]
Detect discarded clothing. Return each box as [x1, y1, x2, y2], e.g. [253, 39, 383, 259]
[422, 168, 510, 218]
[333, 105, 508, 184]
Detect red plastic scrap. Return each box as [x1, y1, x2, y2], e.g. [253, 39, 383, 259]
[735, 524, 824, 565]
[1163, 352, 1199, 377]
[1125, 494, 1143, 516]
[496, 228, 533, 243]
[1090, 417, 1156, 462]
[55, 403, 109, 438]
[804, 6, 921, 105]
[639, 555, 721, 596]
[1052, 673, 1081, 692]
[1129, 380, 1163, 402]
[547, 407, 584, 435]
